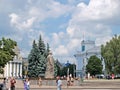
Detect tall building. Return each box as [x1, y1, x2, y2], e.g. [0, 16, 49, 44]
[74, 40, 103, 77]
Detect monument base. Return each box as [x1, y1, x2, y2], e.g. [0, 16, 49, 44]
[45, 72, 54, 79]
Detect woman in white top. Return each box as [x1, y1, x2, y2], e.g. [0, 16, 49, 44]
[24, 78, 30, 90]
[56, 76, 62, 90]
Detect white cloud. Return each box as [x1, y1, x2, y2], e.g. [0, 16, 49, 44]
[67, 38, 81, 51]
[8, 0, 74, 52]
[66, 0, 120, 50]
[54, 45, 68, 56]
[9, 13, 19, 25]
[47, 1, 73, 18]
[20, 49, 29, 58]
[22, 17, 36, 29]
[75, 0, 120, 22]
[95, 36, 112, 46]
[9, 13, 36, 30]
[49, 0, 120, 58]
[51, 33, 61, 46]
[4, 0, 120, 63]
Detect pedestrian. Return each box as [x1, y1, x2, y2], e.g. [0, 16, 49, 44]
[56, 76, 62, 90]
[10, 77, 16, 90]
[3, 78, 7, 90]
[67, 75, 70, 87]
[38, 77, 42, 87]
[70, 77, 74, 86]
[112, 74, 115, 79]
[24, 79, 27, 90]
[24, 78, 30, 90]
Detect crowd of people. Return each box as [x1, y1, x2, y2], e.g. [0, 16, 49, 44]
[0, 75, 76, 90]
[1, 77, 16, 90]
[1, 77, 30, 90]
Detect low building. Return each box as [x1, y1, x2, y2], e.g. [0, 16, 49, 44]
[0, 46, 23, 78]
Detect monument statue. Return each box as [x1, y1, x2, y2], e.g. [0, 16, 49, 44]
[45, 51, 54, 79]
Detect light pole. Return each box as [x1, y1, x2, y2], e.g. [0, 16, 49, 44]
[67, 68, 69, 76]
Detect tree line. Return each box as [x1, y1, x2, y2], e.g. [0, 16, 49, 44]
[86, 35, 120, 76]
[0, 38, 17, 74]
[28, 35, 50, 77]
[1, 35, 120, 77]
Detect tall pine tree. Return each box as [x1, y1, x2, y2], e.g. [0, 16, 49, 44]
[36, 54, 46, 76]
[28, 40, 39, 77]
[37, 35, 47, 75]
[28, 35, 57, 77]
[38, 35, 46, 56]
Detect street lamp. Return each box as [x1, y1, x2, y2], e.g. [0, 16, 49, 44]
[67, 68, 69, 76]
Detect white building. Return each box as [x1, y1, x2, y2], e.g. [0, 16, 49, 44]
[74, 40, 104, 77]
[1, 46, 23, 78]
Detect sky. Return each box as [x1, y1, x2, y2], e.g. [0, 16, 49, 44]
[0, 0, 120, 63]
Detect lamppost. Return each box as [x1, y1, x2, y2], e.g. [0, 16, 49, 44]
[67, 68, 69, 77]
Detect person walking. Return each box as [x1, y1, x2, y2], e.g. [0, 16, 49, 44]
[10, 77, 16, 90]
[67, 75, 70, 88]
[3, 78, 7, 90]
[56, 76, 62, 90]
[24, 78, 30, 90]
[38, 77, 42, 87]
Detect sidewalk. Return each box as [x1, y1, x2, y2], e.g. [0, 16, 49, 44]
[1, 79, 120, 89]
[29, 79, 120, 89]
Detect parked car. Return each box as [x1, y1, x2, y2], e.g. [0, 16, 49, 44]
[95, 74, 105, 79]
[105, 75, 112, 79]
[115, 74, 120, 79]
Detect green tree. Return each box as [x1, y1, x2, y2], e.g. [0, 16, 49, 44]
[28, 40, 47, 77]
[86, 55, 103, 76]
[101, 35, 120, 74]
[28, 35, 49, 77]
[38, 35, 46, 56]
[60, 64, 76, 77]
[38, 35, 47, 75]
[55, 60, 62, 76]
[36, 53, 46, 76]
[0, 38, 17, 74]
[28, 40, 39, 77]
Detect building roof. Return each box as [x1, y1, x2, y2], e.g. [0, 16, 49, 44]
[74, 46, 101, 57]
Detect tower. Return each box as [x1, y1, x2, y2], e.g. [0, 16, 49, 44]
[81, 40, 95, 52]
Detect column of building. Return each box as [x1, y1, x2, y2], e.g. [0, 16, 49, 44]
[6, 63, 9, 77]
[13, 62, 16, 77]
[17, 63, 19, 76]
[20, 63, 22, 77]
[4, 62, 23, 77]
[4, 63, 8, 77]
[9, 62, 12, 77]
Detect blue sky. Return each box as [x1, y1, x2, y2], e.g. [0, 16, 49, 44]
[0, 0, 120, 63]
